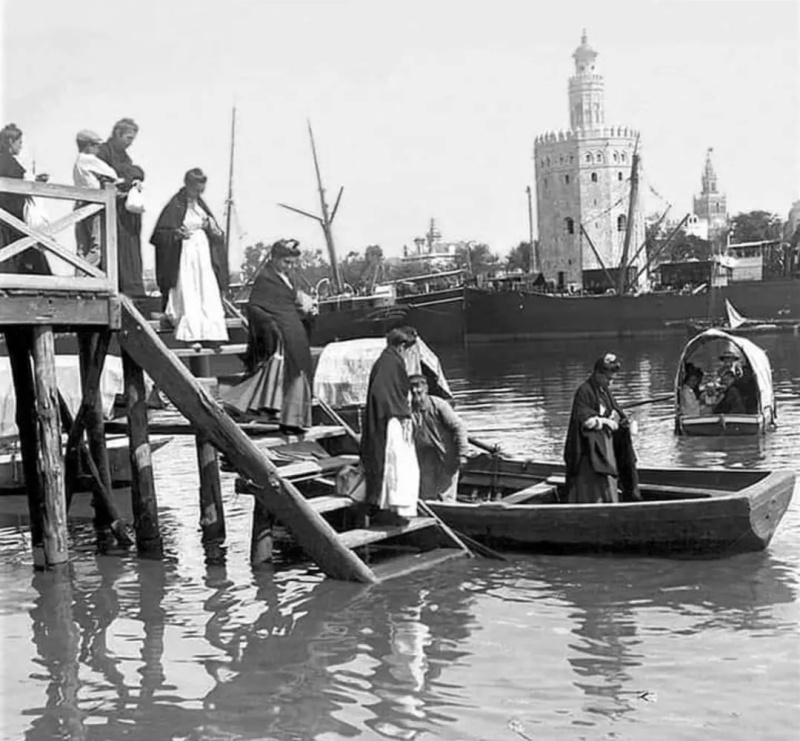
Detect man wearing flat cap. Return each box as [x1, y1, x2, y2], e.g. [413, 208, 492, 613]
[73, 129, 120, 268]
[563, 353, 640, 504]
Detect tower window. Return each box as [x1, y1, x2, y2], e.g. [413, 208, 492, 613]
[569, 155, 574, 163]
[543, 177, 548, 187]
[559, 156, 564, 164]
[565, 174, 570, 184]
[613, 152, 618, 163]
[591, 172, 598, 182]
[617, 214, 627, 232]
[596, 153, 603, 163]
[565, 217, 575, 235]
[585, 153, 593, 164]
[546, 157, 551, 167]
[618, 172, 623, 181]
[620, 152, 627, 163]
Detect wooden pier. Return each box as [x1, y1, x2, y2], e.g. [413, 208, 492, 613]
[0, 177, 469, 582]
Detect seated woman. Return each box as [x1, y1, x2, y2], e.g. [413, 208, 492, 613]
[712, 370, 747, 415]
[221, 239, 317, 434]
[680, 364, 705, 417]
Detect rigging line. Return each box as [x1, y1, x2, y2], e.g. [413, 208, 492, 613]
[582, 194, 629, 225]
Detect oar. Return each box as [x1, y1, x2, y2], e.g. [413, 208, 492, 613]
[622, 394, 673, 410]
[468, 435, 506, 455]
[418, 499, 507, 561]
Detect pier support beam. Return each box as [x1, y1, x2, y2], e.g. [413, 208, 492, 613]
[250, 495, 274, 565]
[77, 330, 116, 549]
[122, 351, 163, 558]
[4, 328, 46, 568]
[31, 325, 69, 567]
[196, 434, 226, 564]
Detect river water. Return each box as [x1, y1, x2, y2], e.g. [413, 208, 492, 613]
[1, 334, 798, 740]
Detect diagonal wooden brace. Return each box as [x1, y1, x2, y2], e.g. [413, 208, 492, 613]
[65, 330, 111, 456]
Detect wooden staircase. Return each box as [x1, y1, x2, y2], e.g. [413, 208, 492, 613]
[117, 296, 470, 583]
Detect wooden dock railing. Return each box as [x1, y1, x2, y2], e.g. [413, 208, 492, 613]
[0, 178, 119, 328]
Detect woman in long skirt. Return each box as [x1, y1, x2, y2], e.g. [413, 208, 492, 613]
[221, 239, 316, 434]
[150, 168, 228, 348]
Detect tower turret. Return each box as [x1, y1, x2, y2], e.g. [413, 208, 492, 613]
[701, 147, 718, 194]
[568, 30, 605, 130]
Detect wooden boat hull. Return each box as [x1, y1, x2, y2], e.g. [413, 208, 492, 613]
[677, 413, 765, 436]
[0, 436, 171, 494]
[428, 457, 795, 557]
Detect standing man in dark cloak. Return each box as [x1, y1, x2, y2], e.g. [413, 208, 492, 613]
[97, 118, 145, 296]
[360, 326, 420, 523]
[221, 239, 317, 434]
[563, 353, 640, 504]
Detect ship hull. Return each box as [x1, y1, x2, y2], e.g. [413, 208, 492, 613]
[465, 279, 800, 342]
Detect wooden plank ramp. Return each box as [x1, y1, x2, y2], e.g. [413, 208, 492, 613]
[117, 296, 469, 583]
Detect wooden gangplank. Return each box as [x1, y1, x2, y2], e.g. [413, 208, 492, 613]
[117, 296, 469, 582]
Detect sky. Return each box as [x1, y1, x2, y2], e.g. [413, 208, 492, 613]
[1, 0, 798, 271]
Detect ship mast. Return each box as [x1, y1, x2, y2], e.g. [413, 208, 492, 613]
[278, 121, 344, 294]
[224, 105, 236, 262]
[617, 135, 640, 295]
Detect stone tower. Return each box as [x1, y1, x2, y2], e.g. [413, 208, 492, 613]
[693, 148, 728, 245]
[533, 32, 645, 290]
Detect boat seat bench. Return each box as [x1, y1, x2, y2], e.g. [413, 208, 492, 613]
[544, 474, 728, 500]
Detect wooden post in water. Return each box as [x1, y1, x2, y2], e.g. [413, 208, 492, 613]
[77, 329, 115, 548]
[195, 434, 226, 563]
[4, 328, 46, 568]
[250, 495, 274, 565]
[31, 325, 69, 567]
[121, 351, 163, 558]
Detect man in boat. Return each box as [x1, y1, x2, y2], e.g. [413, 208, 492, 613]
[712, 370, 747, 415]
[409, 374, 469, 502]
[360, 326, 420, 524]
[563, 353, 640, 504]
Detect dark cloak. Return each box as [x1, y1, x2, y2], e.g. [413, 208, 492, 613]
[360, 346, 412, 505]
[223, 263, 313, 429]
[96, 140, 145, 296]
[149, 187, 228, 298]
[0, 152, 50, 275]
[563, 375, 640, 503]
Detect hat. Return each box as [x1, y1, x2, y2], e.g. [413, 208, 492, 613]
[76, 128, 103, 144]
[270, 239, 301, 260]
[594, 352, 622, 374]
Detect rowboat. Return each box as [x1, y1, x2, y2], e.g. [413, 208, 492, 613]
[428, 454, 795, 557]
[0, 436, 171, 494]
[674, 328, 776, 436]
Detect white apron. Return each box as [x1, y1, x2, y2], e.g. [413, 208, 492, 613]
[379, 417, 420, 517]
[166, 201, 228, 343]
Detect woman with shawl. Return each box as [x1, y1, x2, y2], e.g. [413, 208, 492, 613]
[150, 168, 228, 347]
[97, 117, 145, 296]
[221, 239, 316, 434]
[360, 326, 420, 523]
[563, 353, 639, 504]
[0, 123, 50, 275]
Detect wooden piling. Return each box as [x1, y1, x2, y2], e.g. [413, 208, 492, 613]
[77, 330, 115, 548]
[195, 434, 226, 564]
[250, 495, 274, 565]
[4, 328, 46, 568]
[31, 325, 69, 567]
[121, 350, 163, 558]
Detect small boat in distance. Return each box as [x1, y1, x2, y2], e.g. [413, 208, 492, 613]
[674, 328, 776, 436]
[429, 455, 794, 557]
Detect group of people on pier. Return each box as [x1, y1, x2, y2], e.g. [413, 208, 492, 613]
[0, 118, 231, 350]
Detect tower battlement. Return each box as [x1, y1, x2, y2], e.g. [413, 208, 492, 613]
[534, 126, 639, 146]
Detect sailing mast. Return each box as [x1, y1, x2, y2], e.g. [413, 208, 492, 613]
[617, 135, 640, 295]
[278, 121, 343, 294]
[224, 105, 236, 264]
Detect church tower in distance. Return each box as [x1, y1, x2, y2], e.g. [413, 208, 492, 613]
[534, 32, 645, 290]
[693, 147, 728, 246]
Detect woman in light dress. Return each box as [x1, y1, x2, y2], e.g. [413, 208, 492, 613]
[150, 168, 229, 349]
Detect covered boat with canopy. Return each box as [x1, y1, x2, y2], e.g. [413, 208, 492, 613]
[674, 328, 776, 436]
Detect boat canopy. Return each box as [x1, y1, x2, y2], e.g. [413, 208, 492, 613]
[314, 336, 452, 408]
[675, 328, 775, 414]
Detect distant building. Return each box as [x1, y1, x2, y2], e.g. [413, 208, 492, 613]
[402, 218, 459, 269]
[690, 148, 728, 245]
[533, 31, 645, 291]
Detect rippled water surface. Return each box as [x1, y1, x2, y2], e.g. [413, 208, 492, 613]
[1, 334, 799, 740]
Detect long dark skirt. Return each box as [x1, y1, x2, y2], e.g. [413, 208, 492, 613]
[567, 456, 619, 504]
[221, 304, 312, 429]
[117, 208, 145, 296]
